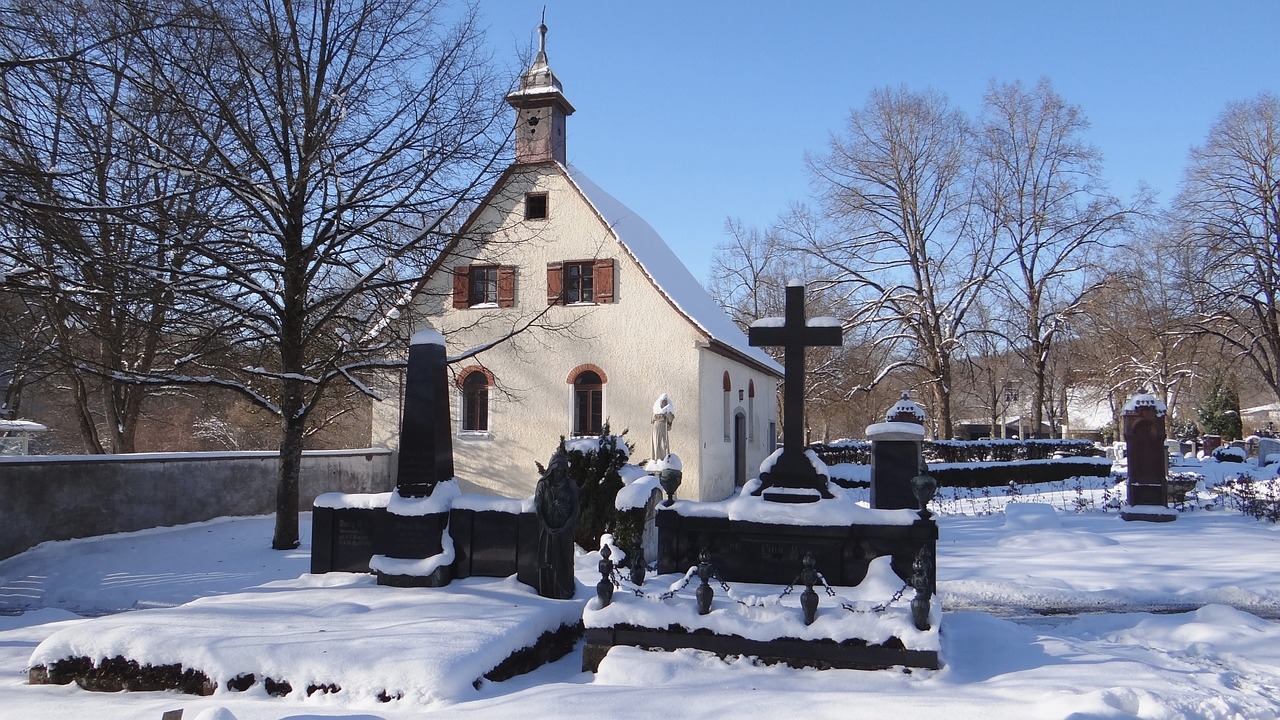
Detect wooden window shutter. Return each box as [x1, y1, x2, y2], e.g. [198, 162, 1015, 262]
[594, 258, 615, 304]
[452, 266, 469, 309]
[546, 262, 563, 305]
[497, 266, 516, 308]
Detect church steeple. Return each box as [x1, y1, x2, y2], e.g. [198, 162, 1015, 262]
[506, 19, 575, 165]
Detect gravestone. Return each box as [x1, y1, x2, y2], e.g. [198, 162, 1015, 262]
[867, 392, 927, 510]
[1258, 437, 1280, 467]
[396, 329, 454, 497]
[1201, 434, 1222, 456]
[747, 282, 842, 502]
[312, 326, 573, 597]
[1119, 392, 1175, 523]
[629, 280, 940, 674]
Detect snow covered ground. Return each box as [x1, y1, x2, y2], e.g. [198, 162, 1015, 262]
[3, 473, 1280, 719]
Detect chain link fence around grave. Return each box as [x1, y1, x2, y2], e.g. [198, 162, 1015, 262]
[594, 545, 928, 631]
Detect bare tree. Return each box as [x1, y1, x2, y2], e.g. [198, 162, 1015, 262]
[100, 0, 513, 549]
[0, 0, 220, 451]
[708, 217, 790, 330]
[1076, 234, 1203, 419]
[1173, 93, 1280, 404]
[798, 86, 991, 438]
[974, 78, 1135, 437]
[955, 298, 1023, 438]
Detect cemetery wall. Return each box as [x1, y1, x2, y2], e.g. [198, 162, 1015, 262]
[0, 448, 394, 560]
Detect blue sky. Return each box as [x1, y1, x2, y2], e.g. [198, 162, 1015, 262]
[478, 1, 1278, 282]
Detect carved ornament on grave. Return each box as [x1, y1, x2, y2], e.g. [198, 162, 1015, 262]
[887, 391, 926, 425]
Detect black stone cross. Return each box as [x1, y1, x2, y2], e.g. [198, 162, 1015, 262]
[748, 282, 842, 501]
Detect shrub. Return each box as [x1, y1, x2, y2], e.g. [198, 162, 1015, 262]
[1212, 445, 1247, 463]
[811, 438, 1101, 466]
[543, 424, 633, 550]
[928, 458, 1113, 488]
[1210, 473, 1280, 523]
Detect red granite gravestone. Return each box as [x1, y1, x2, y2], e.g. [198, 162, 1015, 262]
[1120, 392, 1175, 523]
[1201, 435, 1223, 456]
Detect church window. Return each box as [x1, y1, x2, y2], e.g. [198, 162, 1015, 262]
[460, 370, 490, 433]
[454, 265, 516, 309]
[571, 369, 605, 436]
[565, 262, 594, 303]
[469, 266, 498, 305]
[748, 380, 756, 442]
[548, 259, 614, 305]
[525, 192, 548, 220]
[723, 372, 732, 442]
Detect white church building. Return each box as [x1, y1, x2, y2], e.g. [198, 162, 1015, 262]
[372, 25, 782, 501]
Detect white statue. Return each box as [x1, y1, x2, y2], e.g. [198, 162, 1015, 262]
[651, 393, 675, 462]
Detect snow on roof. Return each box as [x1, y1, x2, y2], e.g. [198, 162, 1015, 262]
[1062, 386, 1113, 431]
[0, 419, 46, 433]
[1242, 401, 1280, 415]
[562, 164, 782, 376]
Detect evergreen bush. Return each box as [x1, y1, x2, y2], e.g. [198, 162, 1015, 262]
[538, 424, 633, 550]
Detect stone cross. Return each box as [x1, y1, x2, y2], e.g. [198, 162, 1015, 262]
[748, 282, 842, 500]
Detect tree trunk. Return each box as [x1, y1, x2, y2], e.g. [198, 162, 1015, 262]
[273, 381, 305, 550]
[69, 370, 104, 453]
[1030, 352, 1047, 438]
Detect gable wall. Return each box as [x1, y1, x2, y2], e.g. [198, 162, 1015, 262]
[696, 349, 780, 500]
[375, 164, 772, 500]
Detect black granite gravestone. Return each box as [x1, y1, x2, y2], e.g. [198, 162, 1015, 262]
[396, 329, 454, 498]
[748, 282, 842, 502]
[867, 392, 927, 510]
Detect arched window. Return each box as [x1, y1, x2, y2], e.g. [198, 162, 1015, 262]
[460, 370, 490, 433]
[748, 380, 756, 441]
[572, 370, 605, 436]
[723, 371, 732, 442]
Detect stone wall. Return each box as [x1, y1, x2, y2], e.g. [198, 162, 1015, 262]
[0, 449, 394, 560]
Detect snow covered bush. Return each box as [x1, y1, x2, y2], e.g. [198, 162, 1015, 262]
[1210, 473, 1280, 523]
[1212, 445, 1247, 463]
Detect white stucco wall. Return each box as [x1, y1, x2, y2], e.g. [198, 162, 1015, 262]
[372, 164, 777, 501]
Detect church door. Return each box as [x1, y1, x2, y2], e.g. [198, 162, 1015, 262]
[734, 412, 747, 487]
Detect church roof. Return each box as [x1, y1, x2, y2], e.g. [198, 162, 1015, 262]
[561, 164, 783, 378]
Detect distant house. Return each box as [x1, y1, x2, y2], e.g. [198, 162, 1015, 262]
[372, 26, 782, 501]
[1242, 402, 1280, 434]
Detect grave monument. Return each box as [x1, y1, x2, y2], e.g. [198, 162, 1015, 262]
[632, 282, 940, 671]
[746, 281, 842, 502]
[1119, 391, 1176, 523]
[867, 392, 928, 510]
[311, 330, 579, 596]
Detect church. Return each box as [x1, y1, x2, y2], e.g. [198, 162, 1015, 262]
[372, 24, 782, 502]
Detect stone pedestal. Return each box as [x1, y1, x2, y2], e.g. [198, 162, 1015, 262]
[1120, 392, 1175, 523]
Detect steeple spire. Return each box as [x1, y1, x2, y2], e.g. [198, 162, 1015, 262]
[506, 17, 574, 165]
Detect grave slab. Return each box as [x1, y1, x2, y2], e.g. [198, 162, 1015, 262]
[28, 573, 586, 704]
